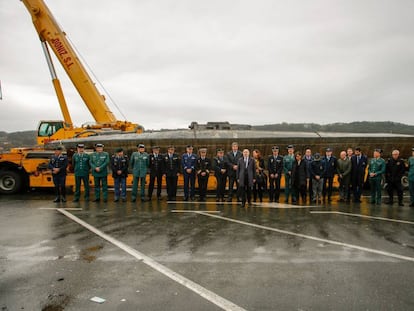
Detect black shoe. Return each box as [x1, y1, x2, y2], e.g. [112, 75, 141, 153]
[410, 203, 414, 207]
[190, 196, 195, 201]
[93, 198, 100, 202]
[131, 198, 136, 202]
[227, 198, 232, 202]
[398, 202, 404, 207]
[157, 196, 162, 201]
[354, 199, 362, 203]
[61, 197, 67, 202]
[121, 198, 127, 202]
[53, 197, 60, 203]
[103, 199, 107, 203]
[114, 198, 119, 202]
[386, 201, 393, 205]
[241, 203, 246, 208]
[184, 197, 189, 201]
[73, 198, 79, 202]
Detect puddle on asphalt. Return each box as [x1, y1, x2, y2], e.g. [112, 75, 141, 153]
[79, 244, 103, 263]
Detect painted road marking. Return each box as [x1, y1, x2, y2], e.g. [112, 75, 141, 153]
[310, 211, 414, 225]
[56, 208, 246, 311]
[168, 201, 235, 205]
[181, 211, 414, 263]
[170, 201, 313, 209]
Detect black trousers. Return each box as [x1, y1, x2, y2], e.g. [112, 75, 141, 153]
[268, 176, 281, 201]
[148, 172, 163, 197]
[387, 180, 403, 203]
[216, 174, 227, 199]
[166, 175, 178, 200]
[240, 175, 252, 204]
[198, 175, 209, 199]
[53, 174, 66, 197]
[323, 176, 334, 199]
[228, 175, 240, 199]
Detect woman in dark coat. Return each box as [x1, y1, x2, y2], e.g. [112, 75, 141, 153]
[252, 149, 267, 202]
[292, 152, 307, 204]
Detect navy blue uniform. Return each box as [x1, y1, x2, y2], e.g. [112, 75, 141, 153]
[49, 152, 68, 202]
[196, 156, 211, 201]
[163, 152, 180, 200]
[267, 155, 283, 202]
[111, 154, 129, 201]
[322, 156, 337, 201]
[213, 156, 228, 201]
[148, 153, 164, 199]
[182, 152, 197, 200]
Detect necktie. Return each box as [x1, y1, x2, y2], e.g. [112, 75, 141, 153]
[245, 158, 248, 168]
[357, 156, 360, 165]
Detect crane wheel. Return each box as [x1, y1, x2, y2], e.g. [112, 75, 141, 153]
[0, 170, 22, 194]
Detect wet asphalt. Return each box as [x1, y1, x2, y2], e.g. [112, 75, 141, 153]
[0, 191, 414, 311]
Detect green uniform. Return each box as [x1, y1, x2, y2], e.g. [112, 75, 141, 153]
[72, 152, 90, 200]
[90, 151, 110, 201]
[368, 157, 386, 204]
[130, 151, 149, 200]
[283, 154, 295, 203]
[408, 157, 414, 205]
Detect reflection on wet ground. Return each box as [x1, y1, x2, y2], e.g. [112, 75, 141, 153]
[0, 191, 413, 310]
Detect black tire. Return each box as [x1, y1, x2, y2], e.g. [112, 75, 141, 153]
[0, 171, 22, 194]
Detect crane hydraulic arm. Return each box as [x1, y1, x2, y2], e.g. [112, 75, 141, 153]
[21, 0, 142, 134]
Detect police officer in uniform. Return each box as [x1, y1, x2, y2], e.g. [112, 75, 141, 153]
[213, 148, 228, 202]
[408, 147, 414, 207]
[385, 149, 405, 206]
[182, 145, 197, 201]
[163, 146, 180, 201]
[226, 142, 243, 202]
[368, 148, 386, 205]
[267, 146, 283, 202]
[111, 147, 128, 202]
[90, 143, 110, 202]
[283, 145, 295, 203]
[196, 147, 211, 201]
[322, 147, 337, 203]
[72, 143, 90, 202]
[148, 146, 164, 200]
[49, 146, 68, 202]
[131, 144, 149, 202]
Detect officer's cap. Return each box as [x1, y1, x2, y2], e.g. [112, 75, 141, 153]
[152, 146, 160, 150]
[167, 145, 175, 149]
[137, 144, 145, 148]
[199, 147, 207, 152]
[314, 153, 321, 160]
[217, 148, 224, 152]
[95, 143, 104, 148]
[374, 148, 382, 153]
[186, 144, 193, 149]
[326, 147, 333, 152]
[76, 143, 85, 148]
[287, 144, 294, 149]
[272, 146, 279, 151]
[54, 146, 63, 151]
[115, 147, 123, 153]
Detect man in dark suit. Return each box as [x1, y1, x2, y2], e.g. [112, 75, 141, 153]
[237, 149, 256, 207]
[351, 147, 367, 203]
[227, 142, 243, 202]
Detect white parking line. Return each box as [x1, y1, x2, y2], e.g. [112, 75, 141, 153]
[185, 211, 414, 263]
[56, 208, 246, 311]
[310, 211, 414, 225]
[251, 202, 313, 209]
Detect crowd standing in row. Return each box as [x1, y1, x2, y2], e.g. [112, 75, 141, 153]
[48, 142, 414, 208]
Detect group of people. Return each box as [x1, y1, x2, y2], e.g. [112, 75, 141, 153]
[48, 142, 414, 208]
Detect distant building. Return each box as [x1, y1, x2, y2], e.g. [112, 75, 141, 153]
[189, 121, 252, 131]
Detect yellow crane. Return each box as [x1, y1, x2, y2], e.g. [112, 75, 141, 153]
[22, 0, 143, 145]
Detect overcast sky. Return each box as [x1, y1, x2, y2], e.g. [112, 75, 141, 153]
[1, 0, 413, 132]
